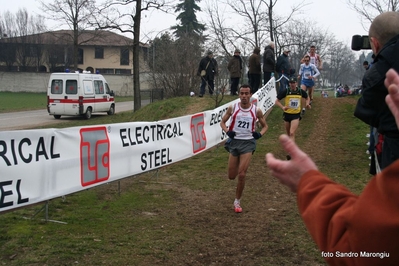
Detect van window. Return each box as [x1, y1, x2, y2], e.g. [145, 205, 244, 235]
[105, 83, 111, 94]
[66, 80, 78, 95]
[83, 80, 94, 95]
[51, 80, 63, 94]
[94, 80, 104, 94]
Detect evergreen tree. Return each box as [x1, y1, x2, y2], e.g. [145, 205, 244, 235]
[171, 0, 205, 38]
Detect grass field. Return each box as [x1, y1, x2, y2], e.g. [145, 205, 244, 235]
[0, 92, 370, 265]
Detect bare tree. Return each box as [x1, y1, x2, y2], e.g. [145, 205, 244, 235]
[203, 1, 246, 56]
[347, 0, 399, 25]
[29, 15, 48, 72]
[0, 9, 47, 72]
[149, 32, 204, 97]
[39, 0, 97, 70]
[15, 9, 37, 71]
[261, 0, 308, 43]
[93, 0, 169, 111]
[282, 19, 333, 85]
[203, 0, 308, 56]
[0, 11, 18, 70]
[224, 0, 269, 48]
[323, 40, 357, 86]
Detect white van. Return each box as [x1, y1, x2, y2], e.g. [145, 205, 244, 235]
[47, 72, 115, 119]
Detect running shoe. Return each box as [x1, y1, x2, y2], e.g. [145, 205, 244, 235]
[301, 109, 305, 116]
[234, 202, 242, 213]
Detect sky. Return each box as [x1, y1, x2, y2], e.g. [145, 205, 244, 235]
[1, 0, 369, 48]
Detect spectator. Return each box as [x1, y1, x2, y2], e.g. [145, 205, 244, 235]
[276, 47, 291, 94]
[248, 47, 262, 93]
[227, 49, 243, 96]
[197, 51, 218, 97]
[354, 11, 399, 170]
[263, 41, 276, 85]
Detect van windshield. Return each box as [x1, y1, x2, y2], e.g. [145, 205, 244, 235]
[105, 83, 111, 94]
[94, 80, 104, 94]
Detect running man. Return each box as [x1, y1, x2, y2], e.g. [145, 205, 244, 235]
[220, 84, 268, 213]
[274, 77, 310, 159]
[306, 44, 322, 70]
[298, 55, 320, 115]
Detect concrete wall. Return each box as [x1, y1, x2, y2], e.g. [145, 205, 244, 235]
[0, 72, 153, 96]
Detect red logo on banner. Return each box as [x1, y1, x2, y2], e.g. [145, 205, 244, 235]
[251, 97, 258, 106]
[80, 127, 110, 187]
[191, 114, 207, 153]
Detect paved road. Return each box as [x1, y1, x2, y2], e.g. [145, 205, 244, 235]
[0, 101, 137, 131]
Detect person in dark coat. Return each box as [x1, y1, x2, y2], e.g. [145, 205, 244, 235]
[248, 47, 261, 93]
[198, 51, 218, 97]
[227, 49, 243, 95]
[354, 11, 399, 170]
[263, 41, 276, 85]
[276, 48, 291, 94]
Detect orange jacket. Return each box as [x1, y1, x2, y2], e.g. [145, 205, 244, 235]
[297, 159, 399, 265]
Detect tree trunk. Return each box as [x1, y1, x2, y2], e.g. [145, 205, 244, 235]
[268, 0, 274, 42]
[133, 0, 142, 111]
[74, 23, 79, 71]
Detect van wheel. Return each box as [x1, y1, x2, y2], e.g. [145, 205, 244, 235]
[54, 115, 61, 119]
[84, 108, 92, 119]
[107, 105, 115, 115]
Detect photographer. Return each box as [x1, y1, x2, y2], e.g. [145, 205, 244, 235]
[354, 11, 399, 170]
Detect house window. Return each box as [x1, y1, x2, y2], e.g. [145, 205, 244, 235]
[120, 48, 129, 65]
[95, 47, 104, 59]
[115, 69, 131, 74]
[96, 68, 114, 74]
[78, 48, 84, 64]
[48, 46, 64, 64]
[25, 46, 38, 57]
[0, 43, 16, 62]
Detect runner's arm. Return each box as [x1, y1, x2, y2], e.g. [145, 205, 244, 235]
[256, 108, 268, 136]
[220, 105, 233, 133]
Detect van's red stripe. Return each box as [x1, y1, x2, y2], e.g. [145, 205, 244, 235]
[49, 98, 114, 104]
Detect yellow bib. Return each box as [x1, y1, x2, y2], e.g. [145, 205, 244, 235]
[285, 92, 302, 114]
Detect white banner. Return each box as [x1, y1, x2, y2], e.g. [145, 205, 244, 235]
[0, 79, 276, 212]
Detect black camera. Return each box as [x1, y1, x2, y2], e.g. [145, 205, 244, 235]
[351, 35, 372, 50]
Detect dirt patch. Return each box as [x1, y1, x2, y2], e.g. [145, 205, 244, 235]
[132, 96, 340, 265]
